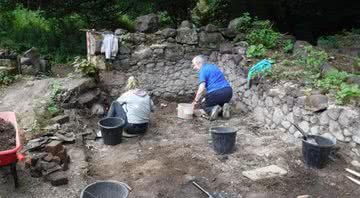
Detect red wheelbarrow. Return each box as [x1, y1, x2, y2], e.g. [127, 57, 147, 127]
[0, 112, 25, 188]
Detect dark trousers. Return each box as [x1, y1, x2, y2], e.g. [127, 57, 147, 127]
[107, 101, 148, 134]
[203, 87, 233, 114]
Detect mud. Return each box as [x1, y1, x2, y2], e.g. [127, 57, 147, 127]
[0, 118, 16, 151]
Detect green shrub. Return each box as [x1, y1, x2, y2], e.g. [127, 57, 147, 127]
[316, 70, 349, 91]
[0, 72, 18, 86]
[246, 44, 267, 58]
[72, 56, 98, 77]
[157, 11, 174, 28]
[283, 39, 294, 53]
[336, 83, 360, 105]
[118, 14, 135, 31]
[0, 7, 86, 63]
[316, 70, 360, 104]
[234, 12, 252, 32]
[318, 36, 338, 48]
[295, 46, 328, 74]
[191, 0, 229, 26]
[246, 28, 280, 49]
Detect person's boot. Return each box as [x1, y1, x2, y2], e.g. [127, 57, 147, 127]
[210, 105, 222, 121]
[222, 103, 231, 119]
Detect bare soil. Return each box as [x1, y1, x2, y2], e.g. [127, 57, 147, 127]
[84, 101, 360, 198]
[0, 118, 16, 151]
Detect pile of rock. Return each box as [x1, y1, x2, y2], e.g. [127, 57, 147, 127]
[26, 140, 70, 186]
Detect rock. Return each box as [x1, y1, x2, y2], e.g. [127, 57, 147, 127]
[159, 28, 176, 38]
[199, 32, 225, 49]
[293, 40, 311, 59]
[320, 62, 336, 77]
[205, 24, 218, 32]
[132, 46, 152, 60]
[43, 153, 53, 162]
[310, 116, 318, 124]
[304, 94, 328, 112]
[227, 18, 240, 36]
[353, 135, 360, 145]
[265, 97, 273, 107]
[343, 129, 352, 137]
[268, 88, 286, 98]
[319, 113, 329, 126]
[135, 13, 159, 33]
[91, 103, 105, 116]
[50, 115, 70, 125]
[114, 28, 128, 35]
[299, 121, 310, 133]
[310, 126, 320, 135]
[164, 43, 184, 61]
[176, 28, 198, 45]
[45, 141, 64, 156]
[220, 43, 234, 54]
[46, 171, 68, 186]
[327, 108, 342, 120]
[329, 120, 344, 141]
[242, 165, 287, 181]
[347, 75, 360, 87]
[338, 109, 359, 127]
[76, 90, 99, 106]
[254, 107, 265, 122]
[351, 160, 360, 168]
[286, 113, 295, 123]
[55, 132, 75, 143]
[281, 121, 291, 129]
[235, 101, 249, 114]
[179, 20, 193, 29]
[273, 108, 284, 125]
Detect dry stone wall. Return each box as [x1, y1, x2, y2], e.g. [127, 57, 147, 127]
[88, 23, 247, 100]
[236, 78, 360, 146]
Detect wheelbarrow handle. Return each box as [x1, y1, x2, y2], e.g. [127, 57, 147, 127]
[192, 181, 211, 197]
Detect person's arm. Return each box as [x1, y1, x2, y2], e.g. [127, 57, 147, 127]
[193, 82, 206, 105]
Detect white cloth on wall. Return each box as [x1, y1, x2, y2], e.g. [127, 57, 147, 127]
[101, 34, 118, 59]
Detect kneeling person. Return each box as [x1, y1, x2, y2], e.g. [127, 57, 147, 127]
[107, 76, 154, 136]
[192, 55, 233, 120]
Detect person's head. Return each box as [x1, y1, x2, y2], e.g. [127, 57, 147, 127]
[192, 55, 206, 71]
[126, 76, 139, 90]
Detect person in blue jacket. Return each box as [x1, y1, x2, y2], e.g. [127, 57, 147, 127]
[192, 55, 233, 121]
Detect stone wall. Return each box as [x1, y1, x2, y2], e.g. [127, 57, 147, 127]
[236, 77, 360, 146]
[88, 23, 247, 100]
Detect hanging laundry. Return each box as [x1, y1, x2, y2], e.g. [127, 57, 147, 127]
[101, 33, 118, 59]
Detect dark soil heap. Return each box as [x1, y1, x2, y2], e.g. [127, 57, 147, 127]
[0, 118, 16, 151]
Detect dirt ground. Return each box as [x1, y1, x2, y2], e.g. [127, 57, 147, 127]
[1, 99, 360, 198]
[85, 101, 360, 198]
[0, 118, 15, 151]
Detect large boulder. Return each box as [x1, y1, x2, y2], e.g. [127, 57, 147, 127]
[304, 94, 328, 112]
[199, 32, 225, 49]
[179, 20, 193, 29]
[135, 13, 160, 33]
[20, 47, 50, 75]
[159, 28, 177, 38]
[293, 40, 312, 58]
[176, 28, 198, 45]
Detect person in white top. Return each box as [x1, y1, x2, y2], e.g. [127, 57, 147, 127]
[107, 76, 154, 137]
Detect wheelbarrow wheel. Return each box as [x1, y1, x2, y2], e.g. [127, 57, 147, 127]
[10, 162, 19, 188]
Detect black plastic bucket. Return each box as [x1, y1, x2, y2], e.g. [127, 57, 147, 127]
[80, 180, 129, 198]
[210, 127, 237, 154]
[302, 135, 336, 169]
[98, 117, 125, 145]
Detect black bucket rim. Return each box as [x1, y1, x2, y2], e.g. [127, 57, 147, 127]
[98, 117, 125, 129]
[209, 126, 237, 134]
[80, 180, 130, 198]
[301, 135, 336, 148]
